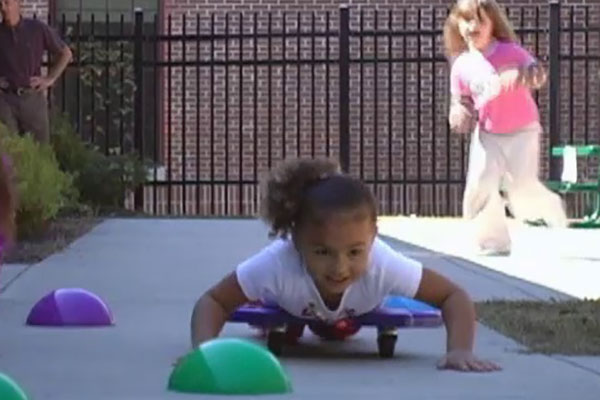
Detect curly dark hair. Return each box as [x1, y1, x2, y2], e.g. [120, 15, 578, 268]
[259, 157, 377, 239]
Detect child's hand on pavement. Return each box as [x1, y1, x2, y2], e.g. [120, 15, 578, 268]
[172, 353, 190, 367]
[437, 349, 501, 372]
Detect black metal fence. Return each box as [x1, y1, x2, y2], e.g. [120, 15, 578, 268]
[49, 1, 600, 216]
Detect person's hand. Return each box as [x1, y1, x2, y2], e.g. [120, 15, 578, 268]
[523, 64, 547, 90]
[172, 348, 197, 367]
[172, 355, 184, 367]
[449, 101, 477, 135]
[437, 349, 501, 372]
[29, 76, 54, 91]
[528, 68, 546, 89]
[172, 352, 191, 367]
[0, 77, 8, 89]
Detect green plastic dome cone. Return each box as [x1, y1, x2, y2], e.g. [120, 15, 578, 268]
[168, 338, 292, 395]
[0, 373, 29, 400]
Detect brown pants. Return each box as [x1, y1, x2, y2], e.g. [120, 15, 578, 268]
[0, 89, 49, 144]
[463, 121, 567, 252]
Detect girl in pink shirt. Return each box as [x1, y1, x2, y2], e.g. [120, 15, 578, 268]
[444, 0, 567, 255]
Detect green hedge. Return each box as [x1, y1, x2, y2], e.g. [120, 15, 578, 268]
[0, 124, 75, 239]
[50, 113, 148, 213]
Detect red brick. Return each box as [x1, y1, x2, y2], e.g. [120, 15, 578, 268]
[48, 0, 600, 216]
[21, 0, 49, 20]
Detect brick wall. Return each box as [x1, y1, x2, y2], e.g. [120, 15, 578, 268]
[152, 0, 600, 216]
[152, 1, 599, 216]
[15, 0, 599, 217]
[20, 0, 49, 20]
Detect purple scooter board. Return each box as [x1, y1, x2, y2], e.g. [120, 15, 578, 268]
[229, 296, 442, 358]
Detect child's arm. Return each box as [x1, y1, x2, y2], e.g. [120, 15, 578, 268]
[498, 42, 547, 92]
[414, 268, 501, 372]
[448, 95, 476, 134]
[448, 59, 476, 134]
[518, 63, 547, 89]
[190, 272, 249, 348]
[415, 268, 475, 353]
[498, 63, 546, 92]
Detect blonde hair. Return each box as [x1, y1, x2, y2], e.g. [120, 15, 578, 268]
[443, 0, 518, 59]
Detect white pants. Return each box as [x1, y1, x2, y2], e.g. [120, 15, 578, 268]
[463, 122, 568, 251]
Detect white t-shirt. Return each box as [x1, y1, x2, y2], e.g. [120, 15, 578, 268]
[236, 237, 423, 323]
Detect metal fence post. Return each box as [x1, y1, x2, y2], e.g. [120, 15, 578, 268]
[133, 8, 145, 211]
[548, 0, 561, 180]
[339, 5, 350, 173]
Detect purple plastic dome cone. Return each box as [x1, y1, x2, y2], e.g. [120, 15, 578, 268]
[26, 288, 114, 326]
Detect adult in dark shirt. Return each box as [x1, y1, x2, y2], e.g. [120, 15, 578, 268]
[0, 0, 72, 143]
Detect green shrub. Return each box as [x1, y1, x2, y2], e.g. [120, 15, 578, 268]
[0, 123, 76, 239]
[49, 113, 92, 175]
[50, 113, 148, 212]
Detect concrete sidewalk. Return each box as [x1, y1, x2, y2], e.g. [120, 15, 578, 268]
[378, 216, 600, 300]
[0, 219, 598, 399]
